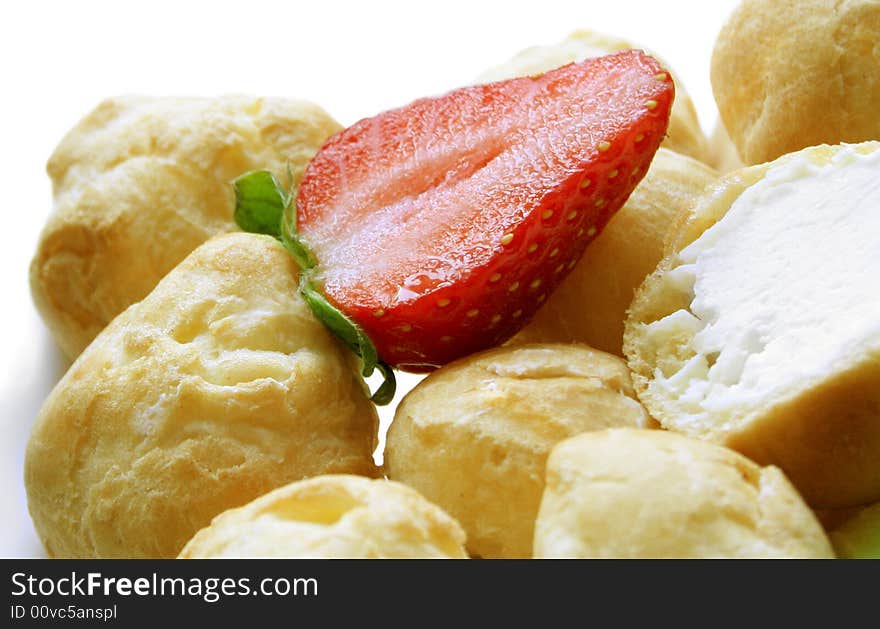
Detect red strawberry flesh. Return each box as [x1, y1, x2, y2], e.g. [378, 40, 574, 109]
[297, 50, 673, 371]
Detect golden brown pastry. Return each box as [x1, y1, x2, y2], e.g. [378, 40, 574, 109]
[711, 0, 880, 164]
[25, 233, 379, 558]
[478, 29, 710, 163]
[707, 120, 745, 174]
[624, 141, 880, 509]
[31, 95, 341, 359]
[511, 149, 716, 355]
[534, 429, 834, 558]
[179, 475, 468, 558]
[812, 505, 864, 536]
[384, 343, 653, 558]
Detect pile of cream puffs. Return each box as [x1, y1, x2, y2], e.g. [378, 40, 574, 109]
[25, 0, 880, 558]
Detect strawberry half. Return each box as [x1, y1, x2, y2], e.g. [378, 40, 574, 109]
[296, 50, 673, 371]
[234, 50, 673, 382]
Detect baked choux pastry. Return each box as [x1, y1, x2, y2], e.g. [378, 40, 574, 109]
[707, 121, 744, 175]
[511, 148, 716, 355]
[812, 506, 862, 533]
[624, 141, 880, 509]
[478, 29, 710, 163]
[30, 95, 341, 359]
[534, 429, 834, 558]
[711, 0, 880, 164]
[384, 343, 653, 558]
[25, 233, 379, 558]
[179, 475, 468, 558]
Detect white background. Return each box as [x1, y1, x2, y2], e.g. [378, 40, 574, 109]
[0, 0, 738, 557]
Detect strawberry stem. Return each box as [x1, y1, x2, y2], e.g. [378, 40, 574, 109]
[281, 202, 317, 270]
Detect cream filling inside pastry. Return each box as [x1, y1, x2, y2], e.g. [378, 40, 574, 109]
[646, 145, 880, 434]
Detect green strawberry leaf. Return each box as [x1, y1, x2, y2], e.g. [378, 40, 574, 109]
[299, 278, 396, 404]
[369, 361, 397, 406]
[232, 170, 288, 238]
[233, 169, 396, 405]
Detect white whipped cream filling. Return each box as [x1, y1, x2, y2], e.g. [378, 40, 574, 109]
[647, 145, 880, 432]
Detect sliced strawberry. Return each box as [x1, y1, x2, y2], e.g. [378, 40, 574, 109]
[296, 50, 673, 372]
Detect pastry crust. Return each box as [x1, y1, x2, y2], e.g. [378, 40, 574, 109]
[384, 343, 653, 558]
[511, 149, 716, 355]
[179, 475, 468, 559]
[711, 0, 880, 164]
[25, 233, 379, 558]
[30, 95, 341, 359]
[479, 29, 710, 163]
[534, 429, 834, 558]
[624, 142, 880, 508]
[707, 121, 745, 175]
